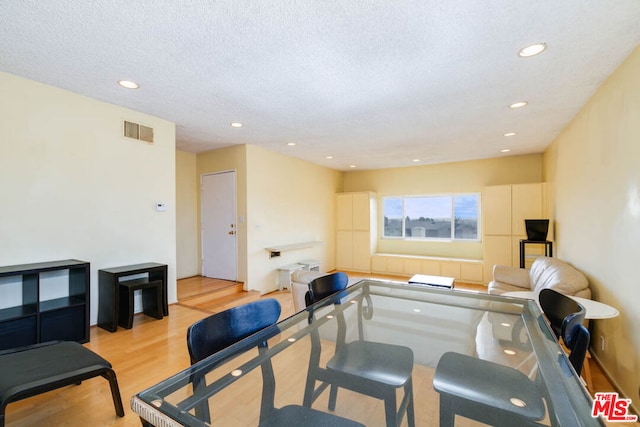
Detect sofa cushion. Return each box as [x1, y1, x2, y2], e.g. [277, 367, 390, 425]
[291, 270, 327, 284]
[493, 264, 531, 288]
[529, 257, 590, 296]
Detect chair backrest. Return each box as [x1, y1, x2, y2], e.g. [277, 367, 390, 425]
[539, 288, 585, 338]
[186, 298, 281, 364]
[305, 272, 349, 306]
[564, 321, 590, 375]
[539, 288, 589, 375]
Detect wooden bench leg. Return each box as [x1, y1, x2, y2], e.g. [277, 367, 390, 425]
[101, 368, 125, 417]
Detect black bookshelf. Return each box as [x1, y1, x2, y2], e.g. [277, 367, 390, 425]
[0, 259, 90, 350]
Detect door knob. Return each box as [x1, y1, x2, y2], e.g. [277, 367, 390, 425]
[228, 231, 235, 235]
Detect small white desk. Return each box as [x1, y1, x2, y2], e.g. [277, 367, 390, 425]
[276, 263, 305, 291]
[298, 259, 320, 272]
[503, 291, 619, 319]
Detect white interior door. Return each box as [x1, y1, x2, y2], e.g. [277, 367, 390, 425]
[201, 171, 237, 281]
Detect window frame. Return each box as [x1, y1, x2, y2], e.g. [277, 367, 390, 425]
[381, 193, 481, 242]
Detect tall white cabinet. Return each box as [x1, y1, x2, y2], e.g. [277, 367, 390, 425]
[336, 192, 377, 272]
[482, 183, 548, 282]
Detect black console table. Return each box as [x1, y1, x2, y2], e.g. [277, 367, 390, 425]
[519, 240, 553, 268]
[0, 259, 90, 351]
[97, 263, 168, 332]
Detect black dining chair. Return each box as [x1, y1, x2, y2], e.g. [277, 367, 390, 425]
[185, 298, 364, 427]
[303, 272, 415, 427]
[538, 288, 585, 339]
[433, 292, 592, 427]
[433, 351, 547, 427]
[539, 288, 590, 375]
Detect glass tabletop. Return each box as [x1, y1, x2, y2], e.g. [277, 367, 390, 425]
[132, 279, 603, 426]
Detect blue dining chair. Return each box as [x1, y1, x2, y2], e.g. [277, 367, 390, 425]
[303, 272, 415, 427]
[186, 298, 364, 427]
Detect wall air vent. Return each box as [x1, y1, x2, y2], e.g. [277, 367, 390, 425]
[123, 120, 154, 143]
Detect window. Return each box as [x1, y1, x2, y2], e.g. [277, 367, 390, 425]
[382, 194, 480, 240]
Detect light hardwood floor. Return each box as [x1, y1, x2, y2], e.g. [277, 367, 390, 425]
[3, 273, 633, 426]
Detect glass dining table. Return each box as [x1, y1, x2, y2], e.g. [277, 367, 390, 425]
[131, 279, 604, 426]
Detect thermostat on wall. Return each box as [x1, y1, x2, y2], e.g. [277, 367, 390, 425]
[155, 202, 167, 211]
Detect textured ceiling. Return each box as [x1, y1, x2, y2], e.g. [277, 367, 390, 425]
[2, 1, 640, 170]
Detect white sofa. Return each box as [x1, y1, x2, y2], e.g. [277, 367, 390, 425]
[488, 256, 591, 299]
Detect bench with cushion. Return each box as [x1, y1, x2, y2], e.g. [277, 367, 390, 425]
[0, 340, 124, 426]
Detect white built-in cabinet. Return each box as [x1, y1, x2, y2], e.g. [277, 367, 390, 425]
[482, 183, 548, 283]
[336, 192, 377, 272]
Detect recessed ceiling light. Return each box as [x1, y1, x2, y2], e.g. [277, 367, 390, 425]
[287, 142, 296, 146]
[510, 101, 528, 109]
[325, 156, 333, 159]
[504, 132, 517, 137]
[504, 349, 517, 356]
[230, 122, 243, 128]
[349, 165, 357, 168]
[118, 80, 139, 89]
[519, 43, 547, 57]
[500, 149, 511, 153]
[412, 159, 420, 163]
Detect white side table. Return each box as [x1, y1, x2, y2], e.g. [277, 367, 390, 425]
[276, 264, 305, 291]
[502, 291, 619, 319]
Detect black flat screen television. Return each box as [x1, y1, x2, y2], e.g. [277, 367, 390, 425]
[525, 219, 549, 241]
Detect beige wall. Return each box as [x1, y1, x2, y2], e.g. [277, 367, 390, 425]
[543, 45, 640, 408]
[245, 145, 342, 293]
[343, 154, 542, 258]
[176, 150, 198, 278]
[194, 144, 341, 293]
[0, 72, 177, 324]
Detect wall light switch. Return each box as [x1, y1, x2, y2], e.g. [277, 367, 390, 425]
[156, 202, 167, 212]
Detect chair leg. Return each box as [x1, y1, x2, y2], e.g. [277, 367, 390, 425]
[139, 416, 153, 426]
[384, 391, 398, 427]
[439, 396, 455, 427]
[405, 379, 415, 427]
[303, 330, 322, 407]
[101, 369, 125, 417]
[328, 384, 339, 411]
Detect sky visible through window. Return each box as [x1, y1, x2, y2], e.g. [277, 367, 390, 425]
[383, 195, 478, 219]
[454, 195, 478, 219]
